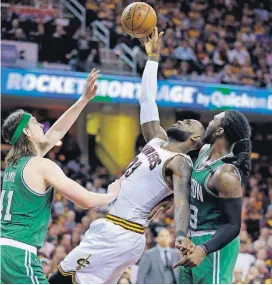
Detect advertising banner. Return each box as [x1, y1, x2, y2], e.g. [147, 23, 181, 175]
[9, 6, 55, 19]
[1, 41, 38, 68]
[2, 67, 272, 114]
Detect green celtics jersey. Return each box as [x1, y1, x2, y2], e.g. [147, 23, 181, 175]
[1, 156, 53, 249]
[189, 146, 240, 232]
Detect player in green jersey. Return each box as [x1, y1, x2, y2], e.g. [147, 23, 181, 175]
[175, 111, 252, 284]
[0, 69, 120, 284]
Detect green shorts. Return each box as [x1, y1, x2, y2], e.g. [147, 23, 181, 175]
[1, 245, 48, 284]
[179, 234, 240, 284]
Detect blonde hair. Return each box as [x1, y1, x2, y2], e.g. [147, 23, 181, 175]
[2, 109, 37, 166]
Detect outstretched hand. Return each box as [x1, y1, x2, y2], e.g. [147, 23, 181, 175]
[140, 27, 164, 56]
[83, 68, 101, 101]
[175, 236, 196, 256]
[173, 245, 207, 269]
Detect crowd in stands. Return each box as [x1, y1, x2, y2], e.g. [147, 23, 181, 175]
[1, 0, 271, 87]
[1, 115, 272, 283]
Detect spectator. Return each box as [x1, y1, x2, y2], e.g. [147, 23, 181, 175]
[255, 259, 270, 281]
[228, 41, 250, 66]
[196, 65, 217, 83]
[41, 257, 52, 279]
[233, 268, 244, 284]
[161, 39, 176, 58]
[245, 197, 262, 240]
[262, 205, 272, 228]
[235, 236, 256, 281]
[174, 40, 196, 61]
[212, 40, 230, 71]
[238, 27, 256, 48]
[89, 177, 106, 194]
[50, 245, 67, 273]
[12, 28, 26, 41]
[259, 227, 270, 243]
[136, 228, 180, 284]
[40, 235, 56, 254]
[176, 61, 191, 81]
[68, 29, 100, 72]
[264, 73, 272, 88]
[47, 25, 67, 63]
[6, 18, 20, 39]
[160, 58, 178, 79]
[81, 216, 92, 234]
[246, 266, 261, 284]
[71, 229, 81, 248]
[59, 233, 72, 253]
[29, 22, 45, 44]
[253, 239, 266, 253]
[220, 64, 239, 85]
[65, 210, 77, 232]
[195, 41, 210, 68]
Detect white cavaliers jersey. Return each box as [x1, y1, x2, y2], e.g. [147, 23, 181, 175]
[109, 138, 193, 227]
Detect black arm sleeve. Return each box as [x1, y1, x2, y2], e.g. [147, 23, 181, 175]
[200, 197, 242, 255]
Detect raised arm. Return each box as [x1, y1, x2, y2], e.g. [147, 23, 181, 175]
[39, 158, 120, 208]
[39, 69, 100, 157]
[139, 27, 167, 142]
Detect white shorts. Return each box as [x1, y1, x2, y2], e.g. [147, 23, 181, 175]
[60, 217, 146, 284]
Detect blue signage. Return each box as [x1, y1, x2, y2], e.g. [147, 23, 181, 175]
[1, 67, 272, 114]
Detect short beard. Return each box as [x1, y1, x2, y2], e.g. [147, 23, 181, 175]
[166, 127, 191, 142]
[204, 131, 215, 144]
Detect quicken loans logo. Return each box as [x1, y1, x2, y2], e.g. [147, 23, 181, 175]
[211, 91, 268, 109]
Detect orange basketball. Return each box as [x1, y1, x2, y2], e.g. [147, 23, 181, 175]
[121, 2, 157, 39]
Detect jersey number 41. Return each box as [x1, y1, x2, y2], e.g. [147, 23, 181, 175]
[0, 190, 14, 221]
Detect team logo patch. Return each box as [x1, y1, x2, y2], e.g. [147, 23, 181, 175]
[76, 254, 92, 270]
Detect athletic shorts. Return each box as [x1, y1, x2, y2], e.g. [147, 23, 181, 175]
[179, 232, 240, 284]
[60, 217, 146, 284]
[1, 242, 48, 284]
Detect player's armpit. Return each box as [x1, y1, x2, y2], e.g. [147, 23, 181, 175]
[141, 122, 168, 142]
[170, 156, 192, 239]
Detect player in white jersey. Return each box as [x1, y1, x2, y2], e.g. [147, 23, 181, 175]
[49, 28, 205, 284]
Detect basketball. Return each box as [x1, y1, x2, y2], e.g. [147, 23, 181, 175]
[121, 2, 157, 39]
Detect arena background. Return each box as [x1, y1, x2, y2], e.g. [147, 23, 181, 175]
[1, 0, 272, 283]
